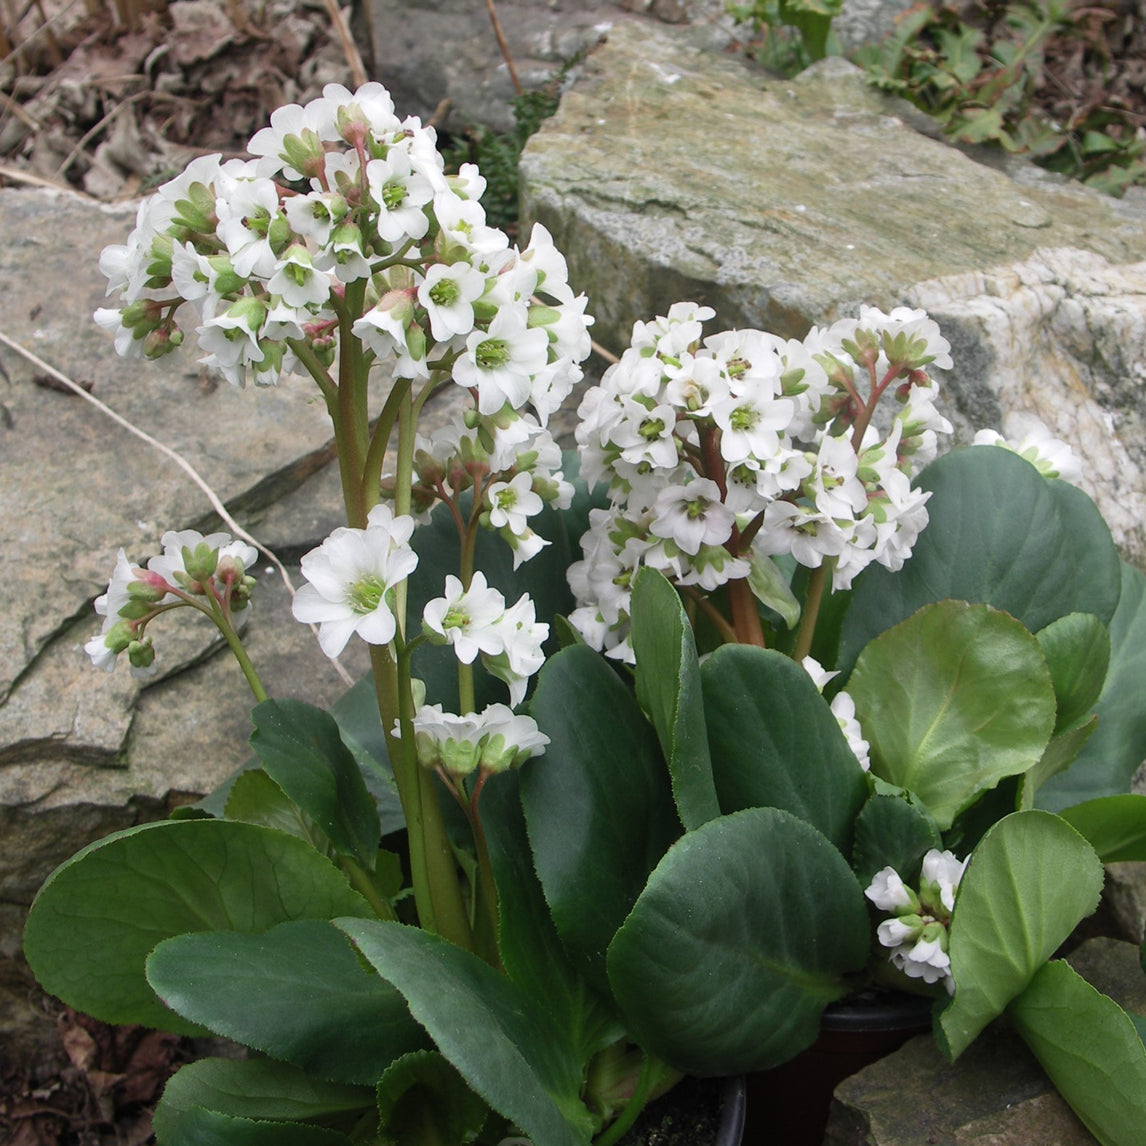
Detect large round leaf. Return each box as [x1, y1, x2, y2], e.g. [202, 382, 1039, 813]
[338, 918, 594, 1146]
[23, 820, 372, 1032]
[146, 920, 428, 1085]
[523, 644, 681, 993]
[848, 601, 1057, 830]
[937, 811, 1103, 1059]
[607, 808, 870, 1075]
[840, 447, 1121, 671]
[701, 645, 868, 853]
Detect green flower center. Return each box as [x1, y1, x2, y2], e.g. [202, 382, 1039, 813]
[429, 277, 461, 307]
[382, 180, 407, 211]
[348, 576, 387, 614]
[729, 405, 757, 432]
[475, 338, 510, 370]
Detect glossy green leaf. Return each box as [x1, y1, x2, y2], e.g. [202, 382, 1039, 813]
[840, 447, 1121, 671]
[153, 1057, 369, 1145]
[851, 792, 942, 888]
[338, 919, 594, 1146]
[376, 1051, 489, 1146]
[1009, 960, 1146, 1146]
[607, 808, 870, 1075]
[747, 551, 801, 630]
[224, 769, 332, 852]
[23, 820, 371, 1033]
[523, 645, 680, 992]
[482, 774, 620, 1063]
[631, 568, 720, 830]
[937, 811, 1104, 1059]
[1060, 795, 1146, 863]
[146, 920, 427, 1085]
[1039, 563, 1146, 810]
[701, 645, 868, 853]
[1019, 718, 1097, 811]
[848, 601, 1056, 830]
[1036, 614, 1110, 732]
[250, 700, 380, 869]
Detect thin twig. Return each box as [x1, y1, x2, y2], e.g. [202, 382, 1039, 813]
[323, 0, 367, 89]
[0, 0, 79, 72]
[0, 329, 355, 686]
[53, 89, 150, 180]
[591, 338, 619, 365]
[0, 88, 41, 131]
[484, 0, 522, 97]
[0, 162, 93, 195]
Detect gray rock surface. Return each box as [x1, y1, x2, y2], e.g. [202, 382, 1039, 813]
[825, 938, 1146, 1145]
[366, 0, 734, 135]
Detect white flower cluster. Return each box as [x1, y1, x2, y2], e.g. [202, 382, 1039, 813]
[568, 303, 953, 661]
[865, 848, 968, 993]
[93, 80, 592, 414]
[410, 410, 574, 568]
[85, 529, 258, 675]
[406, 702, 550, 778]
[423, 572, 547, 706]
[972, 418, 1083, 485]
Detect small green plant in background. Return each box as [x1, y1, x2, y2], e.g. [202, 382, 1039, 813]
[443, 69, 569, 233]
[730, 0, 1146, 196]
[728, 0, 845, 75]
[855, 0, 1146, 196]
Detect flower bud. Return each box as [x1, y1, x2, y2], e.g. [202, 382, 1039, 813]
[127, 637, 155, 670]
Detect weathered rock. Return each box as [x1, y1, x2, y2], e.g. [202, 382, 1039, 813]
[825, 939, 1146, 1145]
[906, 249, 1146, 568]
[521, 22, 1146, 354]
[366, 0, 734, 135]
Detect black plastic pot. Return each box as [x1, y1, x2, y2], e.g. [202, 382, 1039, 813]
[742, 992, 934, 1145]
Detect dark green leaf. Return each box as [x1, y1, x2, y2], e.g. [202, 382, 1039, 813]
[851, 793, 942, 888]
[1039, 563, 1146, 810]
[482, 774, 620, 1063]
[1019, 718, 1097, 811]
[1059, 795, 1146, 863]
[607, 808, 870, 1075]
[937, 812, 1103, 1059]
[338, 919, 594, 1146]
[523, 645, 680, 993]
[848, 601, 1056, 830]
[1036, 613, 1110, 733]
[224, 769, 332, 853]
[146, 920, 427, 1085]
[701, 645, 868, 853]
[22, 820, 371, 1032]
[250, 700, 380, 870]
[840, 447, 1121, 672]
[1009, 960, 1146, 1144]
[153, 1058, 369, 1145]
[376, 1051, 489, 1146]
[631, 568, 720, 830]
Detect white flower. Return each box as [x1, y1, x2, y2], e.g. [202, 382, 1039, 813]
[453, 307, 550, 414]
[485, 593, 548, 705]
[829, 690, 871, 772]
[649, 479, 734, 556]
[864, 867, 916, 913]
[266, 244, 332, 309]
[366, 151, 434, 244]
[85, 549, 146, 671]
[422, 572, 507, 663]
[418, 261, 485, 342]
[920, 848, 968, 914]
[292, 505, 419, 657]
[487, 472, 544, 537]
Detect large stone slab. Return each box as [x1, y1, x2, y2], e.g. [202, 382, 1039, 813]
[826, 938, 1146, 1145]
[520, 22, 1146, 354]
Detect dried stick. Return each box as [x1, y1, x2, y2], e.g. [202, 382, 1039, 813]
[324, 0, 367, 89]
[484, 0, 522, 97]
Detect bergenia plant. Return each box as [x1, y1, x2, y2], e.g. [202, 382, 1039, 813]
[22, 79, 1146, 1146]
